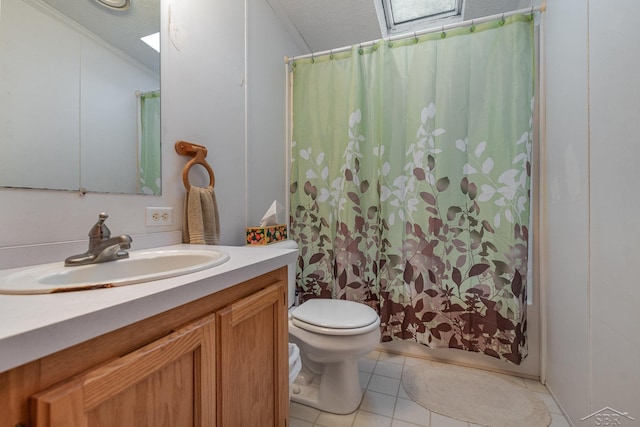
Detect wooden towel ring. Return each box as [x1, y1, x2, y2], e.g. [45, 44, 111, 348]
[175, 140, 215, 191]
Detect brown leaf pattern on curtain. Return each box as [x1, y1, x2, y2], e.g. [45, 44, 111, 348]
[291, 167, 529, 364]
[290, 106, 531, 364]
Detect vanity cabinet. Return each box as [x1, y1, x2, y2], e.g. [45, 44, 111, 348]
[31, 313, 217, 426]
[0, 267, 289, 427]
[217, 283, 288, 426]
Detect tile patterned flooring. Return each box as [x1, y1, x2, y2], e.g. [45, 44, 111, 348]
[289, 351, 572, 427]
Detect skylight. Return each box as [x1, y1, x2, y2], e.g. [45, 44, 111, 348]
[384, 0, 461, 29]
[141, 32, 160, 53]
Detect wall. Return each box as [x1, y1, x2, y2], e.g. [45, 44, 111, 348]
[247, 0, 301, 226]
[161, 0, 245, 246]
[0, 0, 299, 264]
[588, 0, 640, 418]
[545, 0, 640, 423]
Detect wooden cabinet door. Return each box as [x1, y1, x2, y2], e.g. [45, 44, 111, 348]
[31, 313, 216, 427]
[216, 283, 288, 427]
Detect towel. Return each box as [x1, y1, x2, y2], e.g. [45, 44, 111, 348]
[183, 186, 220, 244]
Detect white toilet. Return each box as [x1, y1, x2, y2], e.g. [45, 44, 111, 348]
[269, 240, 381, 414]
[288, 298, 381, 414]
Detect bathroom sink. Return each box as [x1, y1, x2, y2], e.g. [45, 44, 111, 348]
[0, 249, 230, 294]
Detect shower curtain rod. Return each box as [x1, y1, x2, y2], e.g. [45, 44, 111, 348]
[135, 89, 160, 97]
[285, 2, 546, 63]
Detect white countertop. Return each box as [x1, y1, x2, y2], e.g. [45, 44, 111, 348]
[0, 244, 297, 373]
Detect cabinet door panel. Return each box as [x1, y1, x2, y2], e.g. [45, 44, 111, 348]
[31, 313, 216, 427]
[217, 283, 287, 427]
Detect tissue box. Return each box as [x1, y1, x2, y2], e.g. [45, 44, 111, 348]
[246, 224, 287, 245]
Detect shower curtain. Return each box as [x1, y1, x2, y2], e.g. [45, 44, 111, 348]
[289, 15, 534, 364]
[138, 90, 161, 195]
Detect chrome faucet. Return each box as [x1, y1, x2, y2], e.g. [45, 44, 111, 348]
[65, 213, 132, 267]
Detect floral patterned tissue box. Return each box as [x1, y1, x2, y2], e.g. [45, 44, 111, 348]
[246, 224, 287, 245]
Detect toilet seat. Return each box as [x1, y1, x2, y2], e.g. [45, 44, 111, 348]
[290, 299, 380, 336]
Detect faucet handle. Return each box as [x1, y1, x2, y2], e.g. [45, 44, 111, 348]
[89, 212, 111, 240]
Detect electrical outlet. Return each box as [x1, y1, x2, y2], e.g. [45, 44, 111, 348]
[146, 207, 173, 226]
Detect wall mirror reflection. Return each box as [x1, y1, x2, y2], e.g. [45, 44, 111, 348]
[0, 0, 161, 195]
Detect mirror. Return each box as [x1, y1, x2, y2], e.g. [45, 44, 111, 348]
[0, 0, 160, 194]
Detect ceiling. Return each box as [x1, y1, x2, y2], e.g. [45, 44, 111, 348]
[268, 0, 540, 54]
[39, 0, 159, 73]
[35, 0, 539, 73]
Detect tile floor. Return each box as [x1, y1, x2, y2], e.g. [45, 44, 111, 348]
[289, 351, 572, 427]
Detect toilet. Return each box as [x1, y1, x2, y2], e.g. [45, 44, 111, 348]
[270, 240, 381, 414]
[289, 299, 381, 414]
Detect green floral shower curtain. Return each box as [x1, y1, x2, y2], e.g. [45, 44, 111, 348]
[139, 90, 161, 195]
[289, 15, 534, 364]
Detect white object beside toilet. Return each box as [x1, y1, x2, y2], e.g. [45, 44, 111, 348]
[267, 240, 304, 386]
[289, 299, 381, 414]
[288, 343, 302, 385]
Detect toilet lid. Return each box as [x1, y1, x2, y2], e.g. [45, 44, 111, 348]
[290, 299, 378, 329]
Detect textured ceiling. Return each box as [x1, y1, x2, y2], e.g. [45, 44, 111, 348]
[274, 0, 384, 53]
[269, 0, 540, 55]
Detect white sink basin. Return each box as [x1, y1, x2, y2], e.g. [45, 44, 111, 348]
[0, 249, 230, 294]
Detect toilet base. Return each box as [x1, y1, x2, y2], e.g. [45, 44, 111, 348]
[290, 359, 364, 415]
